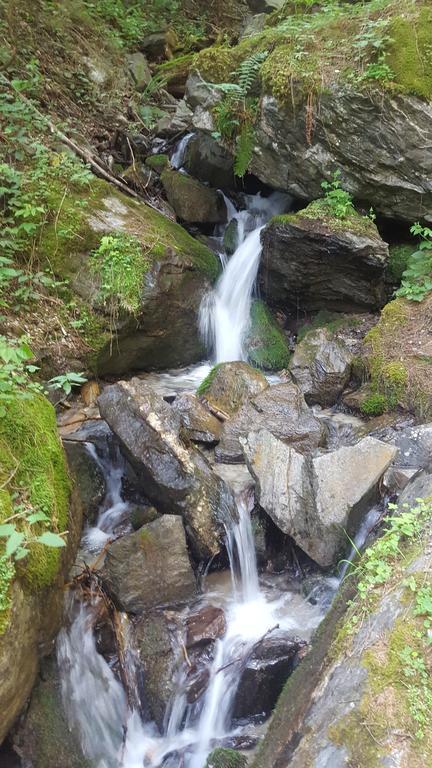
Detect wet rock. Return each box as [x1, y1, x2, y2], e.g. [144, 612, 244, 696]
[260, 207, 389, 312]
[217, 381, 324, 464]
[161, 169, 227, 224]
[186, 606, 227, 647]
[289, 327, 353, 406]
[381, 423, 432, 474]
[63, 440, 106, 521]
[171, 393, 222, 445]
[130, 505, 159, 531]
[233, 632, 307, 719]
[134, 611, 177, 729]
[223, 218, 239, 256]
[246, 299, 291, 372]
[12, 657, 89, 768]
[184, 132, 235, 189]
[98, 379, 237, 558]
[243, 430, 397, 567]
[199, 361, 268, 417]
[127, 52, 152, 90]
[103, 515, 196, 612]
[397, 471, 432, 507]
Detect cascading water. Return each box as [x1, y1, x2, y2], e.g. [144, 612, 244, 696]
[199, 192, 289, 363]
[170, 133, 194, 170]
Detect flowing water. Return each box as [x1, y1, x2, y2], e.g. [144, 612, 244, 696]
[170, 133, 194, 170]
[199, 192, 290, 363]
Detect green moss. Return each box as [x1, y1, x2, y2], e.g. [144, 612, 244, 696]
[145, 154, 170, 172]
[0, 394, 70, 601]
[388, 243, 414, 282]
[387, 9, 432, 100]
[297, 310, 359, 343]
[205, 747, 247, 768]
[247, 299, 291, 370]
[274, 199, 379, 238]
[197, 363, 222, 396]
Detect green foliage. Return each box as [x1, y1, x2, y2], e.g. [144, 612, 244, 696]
[211, 51, 268, 177]
[396, 223, 432, 302]
[48, 372, 88, 396]
[0, 508, 66, 562]
[360, 393, 387, 417]
[321, 170, 355, 219]
[0, 336, 43, 415]
[205, 747, 247, 768]
[91, 232, 148, 315]
[388, 243, 414, 283]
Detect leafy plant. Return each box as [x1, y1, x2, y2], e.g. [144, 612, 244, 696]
[360, 392, 387, 417]
[321, 170, 354, 219]
[0, 336, 42, 415]
[91, 232, 148, 315]
[396, 223, 432, 302]
[48, 371, 88, 396]
[0, 507, 66, 562]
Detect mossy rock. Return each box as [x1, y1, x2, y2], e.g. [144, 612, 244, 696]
[205, 747, 247, 768]
[160, 168, 227, 224]
[145, 153, 170, 172]
[247, 299, 291, 371]
[387, 8, 432, 101]
[197, 361, 268, 415]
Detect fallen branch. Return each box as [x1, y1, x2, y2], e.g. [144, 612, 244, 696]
[216, 624, 279, 674]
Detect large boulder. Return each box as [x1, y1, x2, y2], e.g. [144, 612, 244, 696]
[198, 361, 268, 416]
[98, 379, 237, 558]
[161, 169, 227, 224]
[35, 178, 220, 376]
[254, 480, 432, 768]
[260, 204, 389, 312]
[63, 440, 106, 522]
[289, 327, 353, 406]
[102, 516, 196, 613]
[242, 430, 397, 567]
[184, 132, 235, 189]
[216, 382, 324, 464]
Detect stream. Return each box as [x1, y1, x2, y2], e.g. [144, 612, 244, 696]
[56, 159, 375, 768]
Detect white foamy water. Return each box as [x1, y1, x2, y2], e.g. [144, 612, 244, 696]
[171, 132, 194, 170]
[199, 192, 289, 364]
[83, 442, 130, 552]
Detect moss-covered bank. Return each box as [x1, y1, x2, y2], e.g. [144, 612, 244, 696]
[247, 300, 291, 371]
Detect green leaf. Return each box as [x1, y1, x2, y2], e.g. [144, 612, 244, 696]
[0, 524, 15, 537]
[6, 530, 25, 557]
[36, 532, 66, 547]
[27, 511, 49, 524]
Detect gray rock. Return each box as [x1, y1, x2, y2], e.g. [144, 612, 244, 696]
[133, 611, 177, 729]
[161, 169, 227, 224]
[289, 327, 353, 406]
[156, 99, 193, 137]
[397, 471, 432, 508]
[200, 361, 268, 417]
[171, 393, 222, 444]
[130, 505, 159, 530]
[382, 423, 432, 473]
[250, 89, 432, 223]
[233, 631, 307, 719]
[127, 52, 152, 90]
[63, 440, 105, 522]
[186, 605, 227, 647]
[223, 218, 239, 256]
[98, 379, 237, 558]
[216, 382, 324, 464]
[184, 132, 235, 189]
[260, 212, 389, 312]
[103, 515, 196, 612]
[243, 430, 397, 567]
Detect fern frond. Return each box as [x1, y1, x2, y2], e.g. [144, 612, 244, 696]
[234, 122, 255, 177]
[235, 50, 269, 97]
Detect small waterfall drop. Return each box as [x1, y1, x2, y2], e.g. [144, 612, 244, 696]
[171, 133, 194, 170]
[199, 192, 289, 363]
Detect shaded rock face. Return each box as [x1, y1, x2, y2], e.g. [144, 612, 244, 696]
[289, 327, 353, 406]
[184, 132, 235, 189]
[200, 362, 268, 417]
[255, 479, 432, 768]
[250, 89, 432, 223]
[216, 382, 325, 464]
[103, 516, 196, 613]
[242, 430, 397, 567]
[161, 169, 227, 224]
[133, 611, 177, 730]
[186, 606, 227, 647]
[171, 394, 222, 445]
[64, 440, 106, 522]
[98, 379, 237, 558]
[260, 214, 389, 312]
[233, 632, 307, 719]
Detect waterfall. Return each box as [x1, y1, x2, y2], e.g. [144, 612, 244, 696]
[199, 192, 289, 364]
[171, 133, 194, 170]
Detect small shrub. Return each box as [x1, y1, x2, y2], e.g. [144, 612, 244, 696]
[91, 232, 148, 315]
[321, 170, 354, 219]
[396, 223, 432, 302]
[360, 393, 387, 417]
